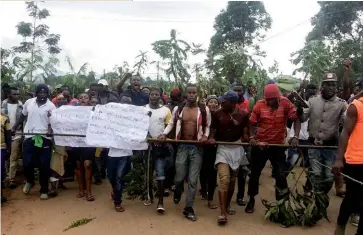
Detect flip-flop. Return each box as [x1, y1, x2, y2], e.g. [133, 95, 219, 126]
[86, 195, 95, 201]
[115, 204, 125, 212]
[217, 215, 228, 225]
[143, 200, 153, 206]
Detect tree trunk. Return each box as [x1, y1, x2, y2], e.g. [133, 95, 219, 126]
[29, 0, 38, 82]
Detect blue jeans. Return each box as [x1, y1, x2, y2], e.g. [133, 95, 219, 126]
[23, 137, 52, 194]
[174, 144, 203, 208]
[152, 145, 170, 181]
[308, 148, 336, 193]
[107, 156, 131, 205]
[287, 139, 310, 168]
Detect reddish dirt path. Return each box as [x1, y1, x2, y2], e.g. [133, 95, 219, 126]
[1, 167, 356, 235]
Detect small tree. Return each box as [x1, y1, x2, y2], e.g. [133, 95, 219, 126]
[12, 1, 61, 82]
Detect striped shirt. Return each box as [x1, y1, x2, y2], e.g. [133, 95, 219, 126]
[250, 96, 297, 144]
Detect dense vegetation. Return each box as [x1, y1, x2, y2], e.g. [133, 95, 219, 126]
[2, 1, 362, 96]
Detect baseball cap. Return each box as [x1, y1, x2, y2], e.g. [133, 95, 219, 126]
[98, 79, 108, 86]
[218, 90, 239, 103]
[322, 73, 338, 82]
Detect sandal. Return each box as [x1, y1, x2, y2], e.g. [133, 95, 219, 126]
[86, 194, 95, 201]
[115, 204, 125, 212]
[76, 192, 85, 198]
[143, 199, 153, 206]
[217, 215, 228, 225]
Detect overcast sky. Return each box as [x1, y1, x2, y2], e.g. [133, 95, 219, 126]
[0, 1, 320, 80]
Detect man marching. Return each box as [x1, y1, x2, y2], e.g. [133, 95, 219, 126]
[246, 84, 300, 214]
[159, 84, 211, 221]
[208, 91, 249, 225]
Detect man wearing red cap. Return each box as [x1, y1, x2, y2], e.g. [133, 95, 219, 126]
[245, 84, 300, 214]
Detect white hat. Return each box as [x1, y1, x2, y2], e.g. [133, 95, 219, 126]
[85, 88, 89, 92]
[98, 79, 108, 86]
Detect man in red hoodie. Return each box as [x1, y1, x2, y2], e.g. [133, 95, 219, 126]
[245, 84, 300, 215]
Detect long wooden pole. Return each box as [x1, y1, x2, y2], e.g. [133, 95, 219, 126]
[16, 133, 338, 149]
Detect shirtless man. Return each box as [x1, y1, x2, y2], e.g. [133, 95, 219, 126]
[159, 84, 211, 221]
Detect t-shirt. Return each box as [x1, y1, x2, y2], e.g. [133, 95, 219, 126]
[146, 104, 171, 138]
[22, 98, 56, 139]
[7, 103, 17, 128]
[7, 103, 21, 140]
[108, 148, 133, 157]
[249, 96, 297, 144]
[289, 119, 309, 140]
[237, 99, 249, 112]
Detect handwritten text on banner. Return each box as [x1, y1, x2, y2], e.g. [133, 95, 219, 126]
[85, 103, 149, 150]
[50, 106, 93, 147]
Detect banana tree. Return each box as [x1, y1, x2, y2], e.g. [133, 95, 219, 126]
[291, 40, 332, 85]
[152, 29, 205, 89]
[133, 50, 149, 75]
[65, 56, 88, 96]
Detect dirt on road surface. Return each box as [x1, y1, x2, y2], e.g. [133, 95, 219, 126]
[1, 167, 356, 235]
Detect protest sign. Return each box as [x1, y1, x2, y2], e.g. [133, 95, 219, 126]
[50, 106, 93, 147]
[85, 103, 149, 150]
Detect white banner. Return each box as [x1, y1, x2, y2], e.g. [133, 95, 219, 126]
[50, 105, 93, 147]
[85, 103, 149, 150]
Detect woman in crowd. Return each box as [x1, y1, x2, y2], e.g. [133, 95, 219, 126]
[199, 95, 219, 209]
[70, 93, 96, 201]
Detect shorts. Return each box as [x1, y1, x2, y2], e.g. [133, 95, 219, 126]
[68, 147, 95, 162]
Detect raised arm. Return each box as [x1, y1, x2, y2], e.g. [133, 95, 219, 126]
[342, 59, 352, 101]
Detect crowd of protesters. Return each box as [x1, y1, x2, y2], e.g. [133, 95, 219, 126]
[1, 61, 363, 234]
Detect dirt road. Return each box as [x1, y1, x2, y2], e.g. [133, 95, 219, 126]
[1, 168, 356, 235]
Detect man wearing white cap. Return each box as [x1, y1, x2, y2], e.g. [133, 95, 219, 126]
[97, 79, 117, 105]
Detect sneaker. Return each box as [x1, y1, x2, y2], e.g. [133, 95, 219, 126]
[183, 207, 197, 221]
[157, 203, 165, 213]
[23, 183, 33, 194]
[351, 214, 360, 227]
[40, 193, 49, 200]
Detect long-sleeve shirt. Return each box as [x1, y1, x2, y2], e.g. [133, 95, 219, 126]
[302, 95, 347, 142]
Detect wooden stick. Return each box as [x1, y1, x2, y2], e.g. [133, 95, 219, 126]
[15, 133, 337, 149]
[147, 138, 338, 149]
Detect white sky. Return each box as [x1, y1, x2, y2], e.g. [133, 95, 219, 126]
[0, 0, 320, 81]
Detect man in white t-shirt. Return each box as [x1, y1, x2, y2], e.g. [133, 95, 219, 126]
[145, 87, 171, 213]
[12, 84, 56, 200]
[1, 87, 23, 188]
[106, 94, 133, 212]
